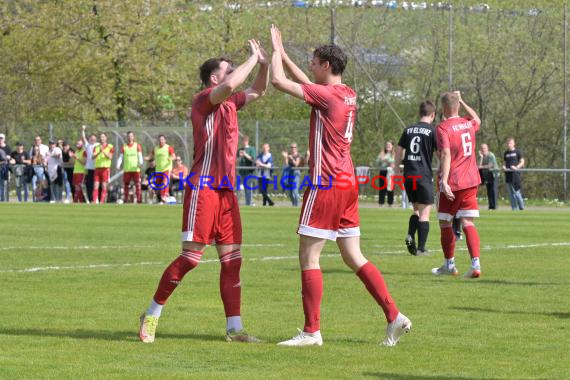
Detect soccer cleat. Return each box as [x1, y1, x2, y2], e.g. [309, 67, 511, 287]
[383, 313, 412, 347]
[405, 235, 417, 255]
[225, 329, 261, 343]
[277, 329, 323, 347]
[138, 313, 159, 343]
[464, 268, 481, 278]
[431, 265, 459, 276]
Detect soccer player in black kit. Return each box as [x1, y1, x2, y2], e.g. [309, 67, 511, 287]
[395, 101, 438, 256]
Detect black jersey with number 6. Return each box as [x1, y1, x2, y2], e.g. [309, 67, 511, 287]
[397, 122, 437, 179]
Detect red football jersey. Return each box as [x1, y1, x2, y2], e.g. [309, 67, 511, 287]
[189, 87, 246, 189]
[301, 83, 357, 186]
[436, 116, 481, 191]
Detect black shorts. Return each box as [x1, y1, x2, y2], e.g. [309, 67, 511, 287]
[404, 177, 434, 205]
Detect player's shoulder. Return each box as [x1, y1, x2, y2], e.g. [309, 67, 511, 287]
[334, 84, 357, 98]
[436, 120, 449, 131]
[191, 88, 213, 107]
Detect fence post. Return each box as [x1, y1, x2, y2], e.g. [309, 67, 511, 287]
[255, 120, 259, 155]
[563, 2, 568, 201]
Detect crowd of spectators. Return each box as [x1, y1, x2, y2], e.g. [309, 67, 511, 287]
[0, 130, 525, 208]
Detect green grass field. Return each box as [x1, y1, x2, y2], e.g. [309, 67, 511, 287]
[0, 204, 569, 379]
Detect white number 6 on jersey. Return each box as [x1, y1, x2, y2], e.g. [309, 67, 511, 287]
[461, 132, 472, 157]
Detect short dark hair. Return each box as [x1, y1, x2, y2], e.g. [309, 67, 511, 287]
[419, 100, 436, 117]
[158, 134, 166, 140]
[313, 45, 347, 75]
[199, 57, 232, 87]
[127, 131, 134, 136]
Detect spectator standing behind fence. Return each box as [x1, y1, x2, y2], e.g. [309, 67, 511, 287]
[46, 140, 63, 203]
[92, 133, 114, 204]
[141, 159, 156, 202]
[478, 143, 499, 210]
[30, 145, 47, 201]
[10, 143, 32, 202]
[117, 131, 143, 203]
[146, 135, 175, 203]
[237, 135, 256, 206]
[81, 125, 98, 203]
[256, 143, 274, 206]
[29, 136, 49, 201]
[170, 156, 189, 196]
[0, 133, 11, 201]
[375, 141, 395, 207]
[0, 144, 7, 202]
[503, 137, 525, 211]
[72, 140, 87, 203]
[282, 142, 302, 206]
[61, 141, 74, 203]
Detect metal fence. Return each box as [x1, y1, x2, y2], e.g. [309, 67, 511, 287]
[2, 115, 569, 203]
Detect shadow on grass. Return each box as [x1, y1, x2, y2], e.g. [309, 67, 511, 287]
[477, 279, 563, 287]
[363, 373, 510, 380]
[451, 306, 570, 319]
[0, 328, 225, 342]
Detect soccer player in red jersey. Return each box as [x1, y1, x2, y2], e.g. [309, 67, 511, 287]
[139, 39, 269, 343]
[270, 25, 411, 347]
[434, 91, 482, 278]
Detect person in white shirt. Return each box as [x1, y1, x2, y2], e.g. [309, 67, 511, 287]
[29, 136, 50, 198]
[29, 135, 49, 160]
[46, 140, 63, 202]
[81, 125, 99, 203]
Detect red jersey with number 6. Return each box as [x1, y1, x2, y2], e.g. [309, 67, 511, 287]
[301, 83, 357, 186]
[436, 116, 481, 191]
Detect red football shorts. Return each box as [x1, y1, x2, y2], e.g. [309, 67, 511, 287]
[72, 173, 85, 186]
[123, 171, 141, 183]
[438, 186, 479, 222]
[94, 168, 110, 183]
[297, 185, 360, 241]
[181, 188, 242, 245]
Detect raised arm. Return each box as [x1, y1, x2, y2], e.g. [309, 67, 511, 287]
[270, 25, 304, 100]
[81, 125, 88, 145]
[243, 45, 269, 105]
[210, 40, 261, 105]
[454, 91, 481, 126]
[271, 26, 311, 85]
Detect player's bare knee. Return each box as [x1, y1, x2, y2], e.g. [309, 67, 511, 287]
[461, 218, 475, 229]
[182, 240, 207, 253]
[340, 250, 366, 272]
[418, 204, 431, 221]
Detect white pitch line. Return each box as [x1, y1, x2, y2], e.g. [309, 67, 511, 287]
[0, 261, 164, 273]
[0, 245, 155, 251]
[0, 243, 284, 252]
[1, 242, 569, 274]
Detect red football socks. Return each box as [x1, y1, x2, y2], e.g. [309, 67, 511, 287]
[356, 262, 399, 323]
[463, 225, 481, 259]
[301, 269, 323, 333]
[440, 225, 456, 259]
[219, 249, 242, 317]
[153, 250, 202, 304]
